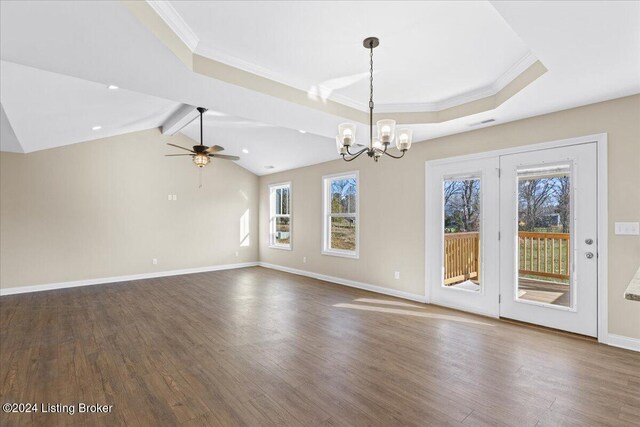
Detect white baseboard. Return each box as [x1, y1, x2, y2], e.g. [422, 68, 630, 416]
[0, 262, 259, 296]
[258, 262, 426, 303]
[605, 334, 640, 352]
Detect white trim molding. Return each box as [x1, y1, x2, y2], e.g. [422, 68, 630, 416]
[146, 0, 200, 51]
[259, 262, 426, 303]
[0, 262, 259, 296]
[604, 334, 640, 352]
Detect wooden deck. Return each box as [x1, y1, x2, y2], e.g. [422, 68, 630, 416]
[518, 277, 571, 307]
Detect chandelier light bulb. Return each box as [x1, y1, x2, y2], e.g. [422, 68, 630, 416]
[396, 128, 413, 151]
[338, 123, 356, 146]
[376, 119, 396, 144]
[336, 136, 347, 155]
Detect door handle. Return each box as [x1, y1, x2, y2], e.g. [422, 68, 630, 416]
[585, 252, 594, 259]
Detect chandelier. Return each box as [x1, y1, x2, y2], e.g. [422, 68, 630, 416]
[336, 37, 412, 162]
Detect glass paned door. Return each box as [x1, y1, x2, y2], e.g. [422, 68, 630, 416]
[426, 157, 499, 317]
[499, 144, 598, 336]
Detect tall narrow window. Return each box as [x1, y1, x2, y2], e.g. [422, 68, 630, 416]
[322, 171, 359, 258]
[269, 182, 291, 249]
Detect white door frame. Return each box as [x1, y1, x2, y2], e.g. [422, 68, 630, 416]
[425, 133, 608, 343]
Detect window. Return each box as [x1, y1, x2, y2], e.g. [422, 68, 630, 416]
[322, 171, 359, 258]
[269, 182, 291, 249]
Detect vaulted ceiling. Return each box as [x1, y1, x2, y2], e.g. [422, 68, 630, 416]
[1, 1, 638, 175]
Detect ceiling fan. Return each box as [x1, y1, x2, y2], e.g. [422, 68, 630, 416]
[165, 107, 240, 168]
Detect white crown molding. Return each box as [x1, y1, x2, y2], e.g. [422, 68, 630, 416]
[145, 2, 538, 115]
[146, 0, 199, 52]
[0, 262, 258, 296]
[198, 41, 538, 114]
[365, 52, 539, 113]
[193, 43, 313, 95]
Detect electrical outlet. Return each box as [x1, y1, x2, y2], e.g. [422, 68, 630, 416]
[152, 258, 158, 265]
[394, 271, 400, 280]
[235, 251, 239, 257]
[173, 195, 177, 201]
[167, 195, 172, 201]
[303, 257, 307, 263]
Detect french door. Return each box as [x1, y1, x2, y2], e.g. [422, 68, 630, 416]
[499, 143, 598, 336]
[426, 157, 500, 317]
[427, 142, 599, 336]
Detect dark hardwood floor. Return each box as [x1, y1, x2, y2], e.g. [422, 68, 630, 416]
[1, 267, 639, 426]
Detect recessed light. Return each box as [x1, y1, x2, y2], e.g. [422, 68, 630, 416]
[107, 85, 119, 90]
[298, 130, 306, 134]
[242, 148, 249, 154]
[92, 126, 102, 130]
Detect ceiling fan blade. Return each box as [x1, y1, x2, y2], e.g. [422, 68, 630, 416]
[165, 154, 194, 156]
[205, 145, 224, 154]
[166, 143, 195, 153]
[210, 154, 240, 161]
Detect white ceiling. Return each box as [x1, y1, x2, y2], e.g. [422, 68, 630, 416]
[171, 0, 533, 111]
[0, 1, 638, 175]
[177, 111, 338, 174]
[0, 61, 181, 152]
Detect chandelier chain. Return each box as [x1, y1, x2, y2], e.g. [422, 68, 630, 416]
[369, 43, 374, 149]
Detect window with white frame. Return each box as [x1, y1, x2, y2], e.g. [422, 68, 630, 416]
[269, 182, 291, 249]
[322, 171, 359, 258]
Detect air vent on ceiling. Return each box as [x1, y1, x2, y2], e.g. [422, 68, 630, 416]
[468, 118, 496, 127]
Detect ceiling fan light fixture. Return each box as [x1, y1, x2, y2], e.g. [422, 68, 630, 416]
[193, 153, 209, 168]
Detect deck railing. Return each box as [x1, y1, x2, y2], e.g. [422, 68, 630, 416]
[444, 232, 480, 285]
[518, 231, 570, 281]
[443, 231, 570, 286]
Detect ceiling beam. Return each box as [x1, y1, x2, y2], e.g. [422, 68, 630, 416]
[161, 104, 199, 135]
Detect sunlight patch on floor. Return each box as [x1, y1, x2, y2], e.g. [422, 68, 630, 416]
[353, 298, 423, 308]
[333, 303, 494, 326]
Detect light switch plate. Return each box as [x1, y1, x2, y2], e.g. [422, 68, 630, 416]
[615, 222, 639, 235]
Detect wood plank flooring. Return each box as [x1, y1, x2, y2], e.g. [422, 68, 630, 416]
[1, 266, 639, 426]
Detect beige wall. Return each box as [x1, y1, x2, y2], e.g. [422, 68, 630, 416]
[1, 129, 259, 288]
[259, 95, 640, 340]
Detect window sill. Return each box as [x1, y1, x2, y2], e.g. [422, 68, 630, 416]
[321, 249, 359, 259]
[269, 245, 292, 251]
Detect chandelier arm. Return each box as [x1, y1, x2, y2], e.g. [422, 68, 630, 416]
[346, 146, 368, 156]
[342, 149, 368, 162]
[383, 149, 407, 159]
